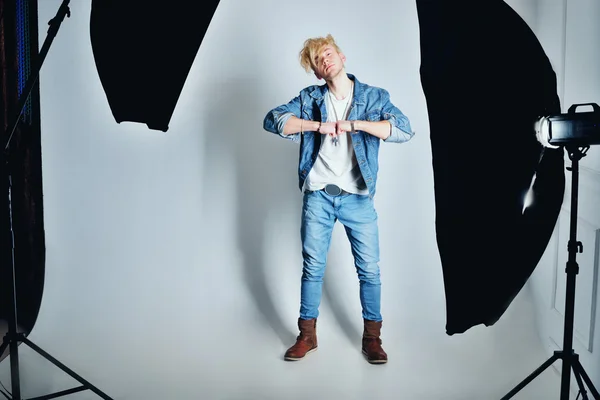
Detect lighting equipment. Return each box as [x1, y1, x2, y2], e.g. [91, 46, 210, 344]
[0, 1, 113, 399]
[501, 103, 600, 400]
[416, 0, 567, 336]
[536, 103, 600, 148]
[89, 0, 221, 132]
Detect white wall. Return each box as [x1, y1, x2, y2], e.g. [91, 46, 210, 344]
[0, 1, 564, 399]
[528, 0, 600, 389]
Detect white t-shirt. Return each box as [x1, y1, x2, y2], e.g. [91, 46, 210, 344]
[303, 84, 368, 195]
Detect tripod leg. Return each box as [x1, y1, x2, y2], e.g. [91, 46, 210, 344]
[20, 336, 113, 400]
[500, 352, 560, 400]
[572, 360, 600, 400]
[572, 364, 589, 400]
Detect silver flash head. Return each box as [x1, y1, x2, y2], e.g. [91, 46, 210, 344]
[535, 103, 600, 148]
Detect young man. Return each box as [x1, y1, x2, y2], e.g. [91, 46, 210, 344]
[262, 34, 414, 364]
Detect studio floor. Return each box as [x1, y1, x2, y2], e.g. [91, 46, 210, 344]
[0, 291, 568, 400]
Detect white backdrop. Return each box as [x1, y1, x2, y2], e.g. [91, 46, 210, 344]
[0, 1, 562, 399]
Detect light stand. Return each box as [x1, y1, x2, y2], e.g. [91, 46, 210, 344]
[500, 145, 599, 400]
[0, 1, 113, 399]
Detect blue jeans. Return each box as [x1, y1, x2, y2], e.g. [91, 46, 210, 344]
[299, 190, 382, 322]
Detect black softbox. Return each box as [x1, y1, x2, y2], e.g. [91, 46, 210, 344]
[416, 0, 566, 335]
[89, 1, 220, 132]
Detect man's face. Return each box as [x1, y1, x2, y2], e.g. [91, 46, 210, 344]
[313, 45, 346, 80]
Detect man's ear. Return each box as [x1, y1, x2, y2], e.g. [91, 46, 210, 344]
[340, 52, 346, 64]
[314, 71, 322, 80]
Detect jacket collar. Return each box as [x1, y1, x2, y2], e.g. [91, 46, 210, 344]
[309, 73, 366, 106]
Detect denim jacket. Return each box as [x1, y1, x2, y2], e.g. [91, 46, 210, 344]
[263, 73, 414, 198]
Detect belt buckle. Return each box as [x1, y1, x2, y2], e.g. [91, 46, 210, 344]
[324, 184, 342, 196]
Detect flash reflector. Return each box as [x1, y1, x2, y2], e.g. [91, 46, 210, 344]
[536, 103, 600, 148]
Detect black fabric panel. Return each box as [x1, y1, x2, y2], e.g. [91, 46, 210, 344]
[416, 0, 565, 335]
[89, 1, 220, 132]
[0, 0, 45, 336]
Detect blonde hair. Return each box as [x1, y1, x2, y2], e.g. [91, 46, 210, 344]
[299, 34, 342, 73]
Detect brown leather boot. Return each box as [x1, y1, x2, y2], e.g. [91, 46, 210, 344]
[362, 319, 388, 364]
[284, 318, 318, 361]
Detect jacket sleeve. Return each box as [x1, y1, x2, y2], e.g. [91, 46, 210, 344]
[379, 89, 415, 143]
[263, 94, 303, 143]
